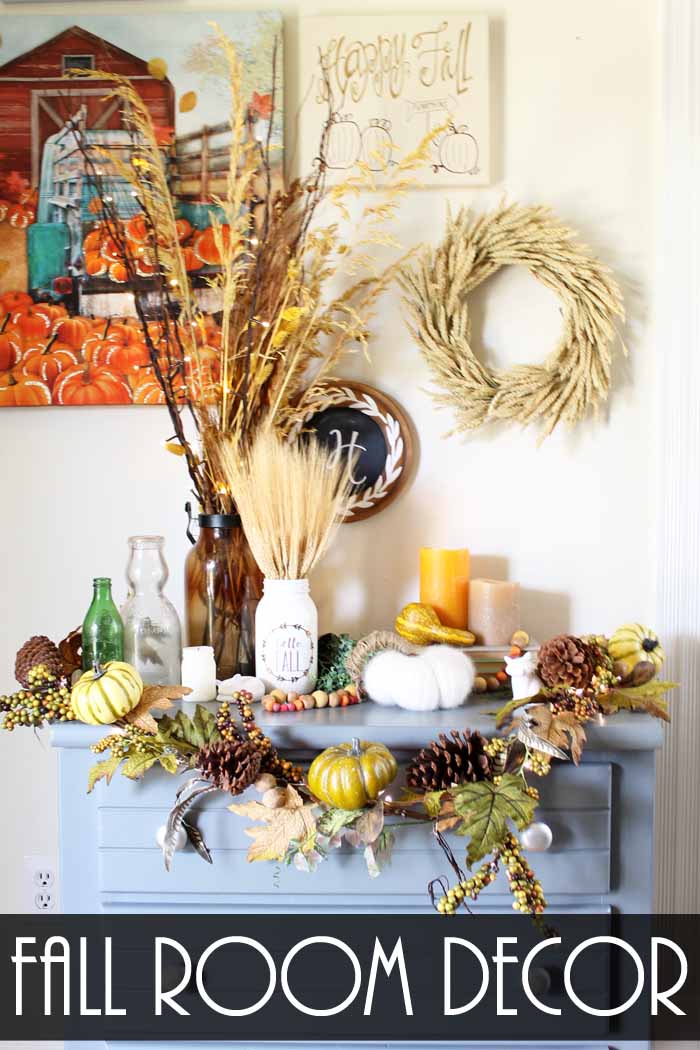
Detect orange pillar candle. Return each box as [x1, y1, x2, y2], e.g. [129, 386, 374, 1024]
[419, 548, 470, 629]
[468, 579, 520, 646]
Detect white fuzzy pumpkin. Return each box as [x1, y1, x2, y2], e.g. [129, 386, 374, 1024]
[363, 644, 475, 711]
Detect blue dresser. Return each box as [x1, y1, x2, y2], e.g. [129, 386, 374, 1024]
[51, 702, 663, 1050]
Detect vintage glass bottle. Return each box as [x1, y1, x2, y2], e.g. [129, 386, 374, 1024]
[82, 577, 124, 670]
[122, 536, 182, 685]
[185, 513, 262, 680]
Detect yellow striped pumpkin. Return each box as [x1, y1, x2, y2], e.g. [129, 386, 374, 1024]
[307, 738, 398, 810]
[71, 662, 143, 725]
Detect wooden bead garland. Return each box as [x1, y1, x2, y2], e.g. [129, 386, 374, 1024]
[262, 683, 363, 713]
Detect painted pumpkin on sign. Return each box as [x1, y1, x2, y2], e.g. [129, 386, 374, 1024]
[71, 661, 143, 725]
[361, 119, 394, 171]
[437, 125, 479, 175]
[323, 113, 361, 170]
[307, 737, 398, 810]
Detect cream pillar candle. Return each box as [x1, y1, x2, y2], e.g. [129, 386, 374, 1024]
[468, 579, 521, 646]
[181, 645, 217, 705]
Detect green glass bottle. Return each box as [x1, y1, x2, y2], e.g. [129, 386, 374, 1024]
[82, 577, 124, 670]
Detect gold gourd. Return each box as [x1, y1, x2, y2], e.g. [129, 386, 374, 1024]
[395, 603, 475, 647]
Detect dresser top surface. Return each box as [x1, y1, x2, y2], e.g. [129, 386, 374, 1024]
[50, 700, 665, 752]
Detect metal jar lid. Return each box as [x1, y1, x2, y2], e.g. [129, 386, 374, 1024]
[198, 513, 241, 529]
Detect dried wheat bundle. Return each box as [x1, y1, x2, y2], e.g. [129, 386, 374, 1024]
[216, 432, 353, 579]
[70, 30, 438, 512]
[398, 203, 625, 442]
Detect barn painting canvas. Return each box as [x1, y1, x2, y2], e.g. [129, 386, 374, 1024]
[0, 11, 282, 406]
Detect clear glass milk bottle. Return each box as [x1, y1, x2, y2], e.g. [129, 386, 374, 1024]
[121, 536, 182, 684]
[255, 578, 318, 694]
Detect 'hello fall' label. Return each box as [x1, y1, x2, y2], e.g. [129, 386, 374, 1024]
[261, 624, 314, 684]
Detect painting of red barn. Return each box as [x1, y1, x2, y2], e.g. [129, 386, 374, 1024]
[0, 11, 282, 406]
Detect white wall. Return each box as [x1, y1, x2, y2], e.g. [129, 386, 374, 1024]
[0, 0, 658, 915]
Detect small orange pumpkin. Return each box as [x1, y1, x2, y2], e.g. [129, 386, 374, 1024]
[109, 261, 128, 283]
[126, 214, 150, 244]
[0, 291, 32, 314]
[0, 372, 51, 406]
[100, 339, 150, 375]
[194, 225, 231, 266]
[11, 307, 51, 341]
[132, 375, 166, 404]
[175, 218, 193, 242]
[53, 365, 132, 405]
[54, 316, 93, 350]
[85, 251, 107, 277]
[0, 330, 22, 372]
[22, 341, 78, 385]
[83, 229, 103, 253]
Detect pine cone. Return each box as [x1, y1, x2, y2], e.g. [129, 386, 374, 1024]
[15, 635, 62, 687]
[537, 634, 596, 689]
[196, 740, 262, 795]
[406, 730, 491, 791]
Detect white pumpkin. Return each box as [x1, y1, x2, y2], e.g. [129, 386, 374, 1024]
[363, 644, 475, 711]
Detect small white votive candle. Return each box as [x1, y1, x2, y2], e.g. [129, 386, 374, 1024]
[181, 646, 217, 705]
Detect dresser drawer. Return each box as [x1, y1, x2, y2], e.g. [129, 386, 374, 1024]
[95, 761, 612, 903]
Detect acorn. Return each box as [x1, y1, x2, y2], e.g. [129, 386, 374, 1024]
[473, 676, 487, 693]
[511, 630, 530, 648]
[254, 773, 277, 794]
[262, 787, 288, 809]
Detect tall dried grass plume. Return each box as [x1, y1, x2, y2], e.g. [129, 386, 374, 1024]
[217, 432, 354, 579]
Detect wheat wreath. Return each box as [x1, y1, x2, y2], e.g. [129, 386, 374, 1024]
[398, 203, 625, 441]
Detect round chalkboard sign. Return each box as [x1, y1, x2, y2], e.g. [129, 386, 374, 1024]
[298, 382, 414, 522]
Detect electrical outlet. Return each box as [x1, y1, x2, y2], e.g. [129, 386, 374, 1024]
[24, 855, 59, 912]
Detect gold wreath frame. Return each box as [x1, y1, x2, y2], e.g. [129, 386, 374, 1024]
[399, 204, 625, 441]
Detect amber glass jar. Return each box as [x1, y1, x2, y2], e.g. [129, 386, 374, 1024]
[184, 513, 262, 679]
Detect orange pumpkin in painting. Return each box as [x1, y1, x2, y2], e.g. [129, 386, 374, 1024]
[22, 343, 79, 386]
[8, 204, 32, 229]
[0, 331, 22, 372]
[182, 247, 201, 272]
[54, 316, 93, 350]
[109, 261, 129, 283]
[85, 251, 107, 277]
[194, 225, 231, 266]
[53, 365, 132, 405]
[100, 340, 150, 375]
[126, 214, 149, 243]
[100, 236, 121, 262]
[83, 229, 103, 253]
[11, 307, 51, 341]
[132, 376, 166, 404]
[0, 291, 32, 314]
[33, 302, 68, 328]
[0, 373, 51, 406]
[175, 218, 192, 242]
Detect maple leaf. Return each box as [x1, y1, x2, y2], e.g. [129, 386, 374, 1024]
[124, 684, 192, 734]
[524, 704, 587, 765]
[601, 681, 677, 723]
[251, 91, 273, 119]
[451, 774, 537, 867]
[4, 170, 29, 201]
[229, 785, 317, 862]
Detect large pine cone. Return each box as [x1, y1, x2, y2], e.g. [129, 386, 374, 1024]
[15, 635, 63, 687]
[538, 634, 596, 689]
[196, 740, 262, 795]
[406, 730, 491, 791]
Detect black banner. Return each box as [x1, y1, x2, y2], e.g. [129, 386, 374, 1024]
[1, 914, 698, 1041]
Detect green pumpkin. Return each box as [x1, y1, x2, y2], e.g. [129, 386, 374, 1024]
[307, 737, 398, 810]
[71, 661, 143, 725]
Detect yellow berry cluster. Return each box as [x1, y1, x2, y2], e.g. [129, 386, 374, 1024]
[1, 664, 74, 731]
[527, 750, 551, 777]
[217, 694, 303, 784]
[436, 859, 499, 914]
[501, 833, 547, 914]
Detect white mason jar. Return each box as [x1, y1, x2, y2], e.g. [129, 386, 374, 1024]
[255, 579, 318, 694]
